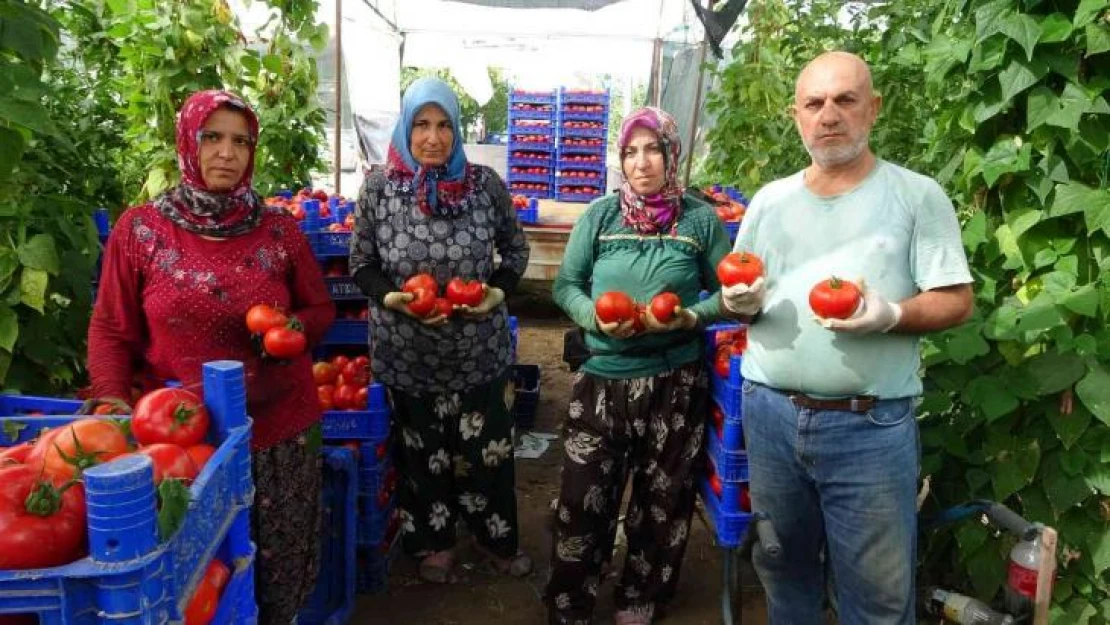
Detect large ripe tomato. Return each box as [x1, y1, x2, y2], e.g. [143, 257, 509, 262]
[312, 362, 338, 385]
[716, 252, 764, 287]
[129, 444, 199, 485]
[433, 297, 454, 318]
[34, 418, 129, 480]
[334, 384, 359, 411]
[245, 304, 288, 335]
[594, 291, 635, 324]
[184, 576, 219, 625]
[317, 384, 336, 411]
[186, 444, 217, 472]
[402, 273, 438, 296]
[0, 465, 88, 569]
[263, 326, 307, 359]
[330, 355, 351, 370]
[0, 442, 34, 466]
[649, 292, 681, 323]
[406, 288, 436, 318]
[342, 361, 370, 389]
[445, 278, 484, 307]
[353, 387, 369, 411]
[132, 388, 210, 447]
[809, 277, 862, 320]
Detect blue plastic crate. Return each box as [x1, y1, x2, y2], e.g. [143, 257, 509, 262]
[511, 364, 541, 430]
[507, 172, 554, 185]
[508, 108, 555, 121]
[557, 142, 607, 155]
[358, 453, 395, 503]
[325, 277, 363, 301]
[555, 175, 604, 188]
[706, 323, 746, 419]
[723, 221, 740, 241]
[508, 140, 556, 153]
[707, 419, 747, 482]
[559, 125, 607, 139]
[510, 186, 554, 199]
[516, 207, 539, 224]
[710, 398, 744, 450]
[509, 123, 554, 136]
[509, 91, 556, 105]
[0, 361, 258, 624]
[356, 531, 401, 594]
[558, 110, 608, 123]
[559, 88, 610, 105]
[311, 230, 352, 257]
[507, 154, 555, 168]
[299, 447, 357, 625]
[323, 320, 367, 346]
[0, 394, 82, 416]
[321, 383, 390, 442]
[556, 159, 606, 173]
[358, 502, 397, 548]
[699, 479, 752, 549]
[555, 191, 604, 203]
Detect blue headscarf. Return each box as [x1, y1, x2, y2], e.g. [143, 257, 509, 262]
[387, 77, 475, 216]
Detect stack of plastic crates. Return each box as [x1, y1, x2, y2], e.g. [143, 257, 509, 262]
[705, 184, 749, 242]
[699, 323, 752, 548]
[0, 361, 258, 624]
[555, 88, 609, 203]
[507, 89, 557, 200]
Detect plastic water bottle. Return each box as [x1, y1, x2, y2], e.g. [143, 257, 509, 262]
[1004, 533, 1047, 615]
[924, 588, 1014, 624]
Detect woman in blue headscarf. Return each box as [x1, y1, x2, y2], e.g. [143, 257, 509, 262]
[349, 78, 532, 583]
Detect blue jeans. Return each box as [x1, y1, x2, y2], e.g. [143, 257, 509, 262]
[742, 380, 919, 625]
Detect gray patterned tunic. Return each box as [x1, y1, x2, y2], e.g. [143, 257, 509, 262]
[349, 165, 530, 395]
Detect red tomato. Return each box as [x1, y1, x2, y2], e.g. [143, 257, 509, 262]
[0, 465, 88, 569]
[334, 385, 358, 411]
[402, 273, 438, 296]
[594, 291, 636, 324]
[375, 441, 389, 460]
[330, 355, 350, 370]
[184, 576, 219, 625]
[34, 418, 129, 480]
[709, 473, 722, 498]
[714, 346, 735, 379]
[342, 361, 370, 388]
[353, 355, 370, 369]
[245, 304, 288, 335]
[186, 444, 217, 471]
[739, 485, 751, 512]
[263, 327, 307, 359]
[0, 442, 34, 466]
[716, 252, 764, 287]
[317, 384, 336, 410]
[133, 443, 199, 484]
[809, 277, 863, 320]
[353, 387, 369, 410]
[433, 297, 454, 318]
[406, 288, 436, 318]
[132, 388, 210, 447]
[445, 278, 484, 307]
[649, 292, 681, 323]
[204, 558, 232, 592]
[312, 362, 338, 385]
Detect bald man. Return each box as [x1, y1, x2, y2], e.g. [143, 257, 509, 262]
[719, 52, 974, 623]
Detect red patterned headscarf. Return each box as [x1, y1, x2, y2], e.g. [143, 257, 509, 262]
[618, 107, 684, 235]
[154, 90, 264, 238]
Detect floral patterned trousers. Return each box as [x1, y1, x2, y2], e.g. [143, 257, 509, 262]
[546, 363, 707, 625]
[390, 372, 520, 559]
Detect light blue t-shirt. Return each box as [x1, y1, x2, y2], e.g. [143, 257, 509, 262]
[734, 160, 972, 399]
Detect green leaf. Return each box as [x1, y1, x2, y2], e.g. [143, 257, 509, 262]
[1074, 0, 1108, 28]
[0, 350, 11, 386]
[0, 304, 16, 352]
[262, 54, 283, 74]
[0, 127, 25, 181]
[1050, 182, 1109, 219]
[1022, 351, 1087, 395]
[1046, 82, 1091, 130]
[1058, 446, 1087, 474]
[999, 12, 1043, 60]
[955, 522, 989, 558]
[945, 323, 991, 364]
[1084, 460, 1110, 496]
[17, 234, 60, 275]
[981, 137, 1030, 186]
[157, 478, 191, 541]
[967, 544, 1005, 602]
[1076, 363, 1110, 426]
[1047, 401, 1091, 449]
[964, 376, 1019, 421]
[999, 57, 1047, 102]
[969, 35, 1009, 72]
[1038, 13, 1074, 42]
[19, 268, 47, 313]
[0, 97, 57, 137]
[1060, 284, 1100, 317]
[1086, 22, 1110, 55]
[0, 250, 16, 294]
[1043, 454, 1093, 513]
[975, 0, 1014, 43]
[962, 211, 989, 253]
[1089, 522, 1110, 577]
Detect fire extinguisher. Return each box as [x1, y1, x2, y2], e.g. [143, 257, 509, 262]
[1004, 530, 1050, 615]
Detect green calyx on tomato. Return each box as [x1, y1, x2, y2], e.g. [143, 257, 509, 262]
[23, 477, 78, 518]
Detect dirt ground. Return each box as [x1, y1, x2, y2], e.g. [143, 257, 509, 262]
[353, 283, 768, 625]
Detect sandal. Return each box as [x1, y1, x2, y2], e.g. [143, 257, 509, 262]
[474, 543, 533, 577]
[418, 550, 456, 584]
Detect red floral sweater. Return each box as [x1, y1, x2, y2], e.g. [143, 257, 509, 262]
[88, 205, 336, 450]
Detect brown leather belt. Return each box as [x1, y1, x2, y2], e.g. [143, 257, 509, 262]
[787, 392, 877, 413]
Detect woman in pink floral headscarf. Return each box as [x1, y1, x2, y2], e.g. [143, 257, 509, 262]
[89, 90, 335, 624]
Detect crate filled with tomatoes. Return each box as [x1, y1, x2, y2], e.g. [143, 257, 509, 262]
[702, 184, 748, 241]
[0, 361, 256, 625]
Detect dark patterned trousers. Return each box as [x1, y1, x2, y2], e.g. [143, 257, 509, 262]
[390, 371, 521, 558]
[546, 362, 708, 625]
[252, 423, 323, 625]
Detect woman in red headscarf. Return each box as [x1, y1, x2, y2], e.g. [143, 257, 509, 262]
[88, 90, 335, 623]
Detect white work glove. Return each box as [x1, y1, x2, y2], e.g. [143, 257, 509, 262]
[818, 281, 902, 334]
[721, 277, 766, 317]
[595, 317, 636, 339]
[383, 291, 449, 326]
[457, 285, 505, 319]
[642, 306, 698, 333]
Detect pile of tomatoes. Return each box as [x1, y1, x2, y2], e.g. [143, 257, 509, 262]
[594, 290, 682, 335]
[314, 354, 371, 412]
[245, 304, 307, 360]
[711, 326, 748, 380]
